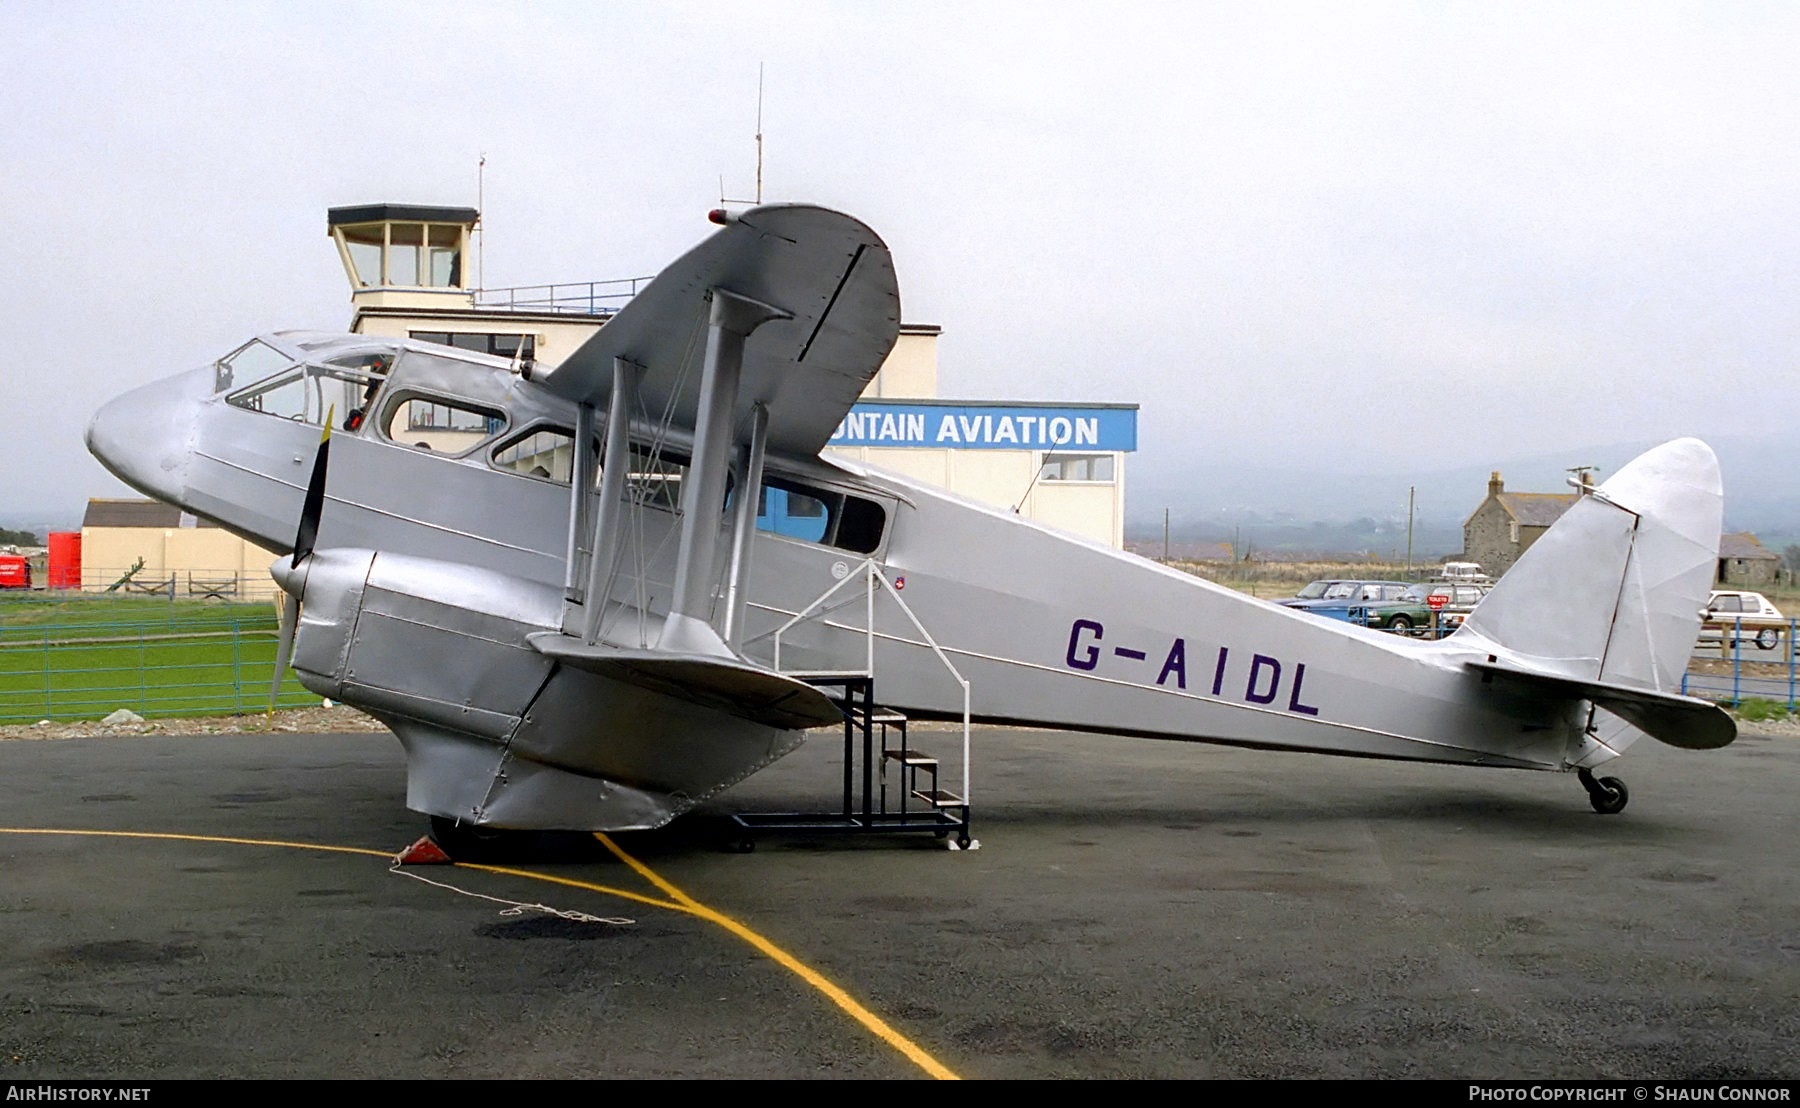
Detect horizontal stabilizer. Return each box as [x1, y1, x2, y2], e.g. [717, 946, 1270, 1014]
[527, 633, 845, 730]
[1468, 660, 1736, 750]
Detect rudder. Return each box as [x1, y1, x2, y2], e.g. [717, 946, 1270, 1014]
[1459, 438, 1723, 697]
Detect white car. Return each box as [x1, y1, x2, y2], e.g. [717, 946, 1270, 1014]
[1699, 590, 1787, 651]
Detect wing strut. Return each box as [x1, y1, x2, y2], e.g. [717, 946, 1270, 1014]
[561, 398, 597, 610]
[660, 288, 790, 656]
[723, 401, 770, 646]
[576, 357, 641, 645]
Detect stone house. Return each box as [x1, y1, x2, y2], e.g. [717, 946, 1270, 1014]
[1461, 472, 1579, 576]
[1717, 532, 1780, 587]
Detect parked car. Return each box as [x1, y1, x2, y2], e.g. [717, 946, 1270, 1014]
[1699, 590, 1786, 651]
[1350, 581, 1491, 635]
[1279, 580, 1412, 620]
[1439, 561, 1490, 582]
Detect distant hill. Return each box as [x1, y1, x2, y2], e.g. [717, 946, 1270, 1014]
[0, 511, 76, 543]
[1127, 432, 1800, 555]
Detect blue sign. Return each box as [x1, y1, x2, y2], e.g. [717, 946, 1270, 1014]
[829, 402, 1137, 451]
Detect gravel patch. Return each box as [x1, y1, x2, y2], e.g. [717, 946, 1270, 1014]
[0, 703, 389, 742]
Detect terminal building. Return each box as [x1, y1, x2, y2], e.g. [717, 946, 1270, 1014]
[83, 203, 1137, 591]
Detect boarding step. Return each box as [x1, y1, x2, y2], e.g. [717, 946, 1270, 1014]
[885, 749, 938, 769]
[912, 789, 965, 809]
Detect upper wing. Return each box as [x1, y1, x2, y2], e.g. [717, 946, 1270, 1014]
[534, 204, 900, 457]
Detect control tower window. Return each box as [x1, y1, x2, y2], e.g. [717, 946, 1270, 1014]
[428, 225, 462, 286]
[388, 223, 423, 286]
[340, 225, 382, 288]
[333, 221, 465, 288]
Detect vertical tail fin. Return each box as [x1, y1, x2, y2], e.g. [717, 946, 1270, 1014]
[1459, 438, 1723, 696]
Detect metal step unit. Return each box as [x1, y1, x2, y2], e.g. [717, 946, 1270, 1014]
[728, 674, 971, 851]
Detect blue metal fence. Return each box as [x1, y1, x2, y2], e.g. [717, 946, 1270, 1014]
[1680, 618, 1799, 709]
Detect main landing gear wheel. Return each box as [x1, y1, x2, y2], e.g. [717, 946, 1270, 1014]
[1577, 769, 1629, 815]
[429, 815, 512, 860]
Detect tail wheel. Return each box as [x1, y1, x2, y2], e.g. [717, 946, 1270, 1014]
[1577, 768, 1629, 815]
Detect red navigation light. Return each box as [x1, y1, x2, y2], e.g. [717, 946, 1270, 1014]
[707, 208, 734, 226]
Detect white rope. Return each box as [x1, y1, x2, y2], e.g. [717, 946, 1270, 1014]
[388, 862, 636, 927]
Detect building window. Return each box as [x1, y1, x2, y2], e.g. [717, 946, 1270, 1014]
[1039, 454, 1115, 483]
[411, 331, 535, 362]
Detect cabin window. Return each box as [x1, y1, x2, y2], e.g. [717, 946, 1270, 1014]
[492, 427, 576, 483]
[225, 353, 389, 429]
[229, 367, 309, 421]
[1038, 454, 1115, 483]
[382, 394, 506, 456]
[752, 475, 886, 555]
[214, 339, 294, 394]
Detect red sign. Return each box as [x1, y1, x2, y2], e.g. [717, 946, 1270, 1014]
[1426, 593, 1448, 611]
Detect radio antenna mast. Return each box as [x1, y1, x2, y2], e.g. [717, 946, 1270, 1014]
[754, 63, 764, 203]
[476, 152, 486, 290]
[719, 66, 766, 209]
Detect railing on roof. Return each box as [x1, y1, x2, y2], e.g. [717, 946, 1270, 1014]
[473, 276, 656, 317]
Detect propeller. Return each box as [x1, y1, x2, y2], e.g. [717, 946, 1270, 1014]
[269, 411, 332, 715]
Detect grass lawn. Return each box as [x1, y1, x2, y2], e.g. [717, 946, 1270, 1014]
[0, 602, 315, 722]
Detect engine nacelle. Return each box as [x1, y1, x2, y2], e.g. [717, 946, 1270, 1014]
[281, 548, 563, 740]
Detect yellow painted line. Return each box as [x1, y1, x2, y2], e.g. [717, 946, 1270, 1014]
[594, 832, 962, 1081]
[0, 827, 393, 858]
[0, 828, 684, 912]
[0, 826, 960, 1079]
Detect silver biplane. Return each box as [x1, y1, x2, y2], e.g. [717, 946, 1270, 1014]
[87, 204, 1733, 845]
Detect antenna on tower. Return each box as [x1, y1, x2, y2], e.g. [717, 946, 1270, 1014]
[476, 152, 487, 290]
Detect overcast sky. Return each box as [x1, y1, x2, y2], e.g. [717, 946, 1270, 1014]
[5, 1, 1798, 522]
